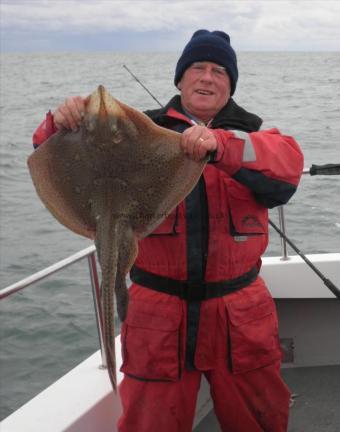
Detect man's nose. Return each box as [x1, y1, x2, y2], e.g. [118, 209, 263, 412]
[200, 68, 214, 81]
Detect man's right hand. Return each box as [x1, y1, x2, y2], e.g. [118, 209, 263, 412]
[53, 96, 86, 131]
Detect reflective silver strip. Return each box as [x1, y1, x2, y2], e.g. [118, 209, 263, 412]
[231, 130, 256, 162]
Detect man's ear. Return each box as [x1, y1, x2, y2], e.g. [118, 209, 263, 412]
[177, 81, 182, 90]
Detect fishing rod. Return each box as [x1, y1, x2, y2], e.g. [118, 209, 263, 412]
[307, 164, 340, 176]
[123, 64, 340, 299]
[123, 65, 163, 108]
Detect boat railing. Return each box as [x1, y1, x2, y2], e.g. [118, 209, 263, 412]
[0, 244, 108, 368]
[0, 167, 314, 367]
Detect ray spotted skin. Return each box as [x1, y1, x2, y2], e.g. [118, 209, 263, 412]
[27, 86, 207, 390]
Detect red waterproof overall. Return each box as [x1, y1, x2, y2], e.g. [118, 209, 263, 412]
[32, 97, 303, 432]
[116, 98, 303, 431]
[119, 281, 290, 432]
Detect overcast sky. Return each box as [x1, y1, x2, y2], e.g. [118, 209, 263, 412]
[1, 0, 340, 52]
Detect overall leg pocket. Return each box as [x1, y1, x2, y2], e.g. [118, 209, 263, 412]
[120, 299, 182, 381]
[226, 296, 282, 374]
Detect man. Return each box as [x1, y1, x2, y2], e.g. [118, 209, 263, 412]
[33, 30, 304, 432]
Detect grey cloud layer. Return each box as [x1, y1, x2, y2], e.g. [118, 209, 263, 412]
[1, 0, 340, 51]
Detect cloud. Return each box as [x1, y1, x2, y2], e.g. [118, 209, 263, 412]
[1, 0, 340, 51]
[0, 1, 247, 32]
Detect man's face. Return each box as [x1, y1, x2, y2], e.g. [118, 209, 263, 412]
[178, 61, 231, 123]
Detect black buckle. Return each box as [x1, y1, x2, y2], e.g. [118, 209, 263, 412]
[180, 281, 207, 302]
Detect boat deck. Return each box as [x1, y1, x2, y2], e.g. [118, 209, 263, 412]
[194, 365, 340, 431]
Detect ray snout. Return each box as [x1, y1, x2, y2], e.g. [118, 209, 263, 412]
[87, 85, 124, 120]
[98, 85, 109, 119]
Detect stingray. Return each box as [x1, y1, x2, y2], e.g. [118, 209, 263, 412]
[27, 85, 207, 390]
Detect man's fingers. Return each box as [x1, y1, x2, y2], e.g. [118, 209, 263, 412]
[54, 96, 86, 131]
[197, 138, 214, 160]
[182, 126, 204, 155]
[73, 96, 86, 119]
[65, 98, 83, 129]
[193, 136, 205, 161]
[181, 126, 217, 161]
[54, 105, 75, 130]
[57, 104, 77, 130]
[54, 109, 69, 130]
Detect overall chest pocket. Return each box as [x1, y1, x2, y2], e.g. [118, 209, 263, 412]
[227, 182, 268, 237]
[226, 297, 281, 374]
[147, 207, 180, 236]
[120, 299, 183, 381]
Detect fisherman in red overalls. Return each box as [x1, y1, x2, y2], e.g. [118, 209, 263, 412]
[33, 30, 304, 432]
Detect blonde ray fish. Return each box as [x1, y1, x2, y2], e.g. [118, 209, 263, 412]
[27, 85, 207, 390]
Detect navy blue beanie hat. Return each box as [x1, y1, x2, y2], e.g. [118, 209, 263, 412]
[174, 29, 238, 95]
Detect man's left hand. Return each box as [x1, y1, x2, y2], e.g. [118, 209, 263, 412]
[180, 125, 218, 162]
